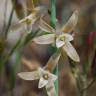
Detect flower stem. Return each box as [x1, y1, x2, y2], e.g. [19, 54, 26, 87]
[50, 0, 56, 28]
[50, 0, 58, 96]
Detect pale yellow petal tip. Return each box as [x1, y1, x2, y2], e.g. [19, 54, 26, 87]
[70, 57, 80, 63]
[76, 57, 80, 62]
[74, 54, 80, 62]
[18, 73, 26, 79]
[17, 73, 27, 80]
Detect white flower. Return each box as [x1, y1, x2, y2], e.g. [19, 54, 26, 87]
[10, 5, 47, 33]
[18, 68, 57, 96]
[18, 67, 57, 88]
[18, 53, 60, 96]
[33, 10, 80, 62]
[19, 6, 46, 25]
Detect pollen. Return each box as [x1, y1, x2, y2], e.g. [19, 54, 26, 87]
[26, 18, 32, 24]
[43, 74, 49, 80]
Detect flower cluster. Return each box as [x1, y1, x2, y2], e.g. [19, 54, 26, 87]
[17, 2, 80, 96]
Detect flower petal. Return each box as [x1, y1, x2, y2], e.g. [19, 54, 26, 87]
[45, 52, 61, 72]
[10, 14, 36, 32]
[10, 23, 26, 32]
[63, 33, 73, 42]
[33, 34, 55, 44]
[39, 18, 55, 33]
[56, 38, 65, 48]
[34, 6, 43, 12]
[19, 13, 37, 25]
[38, 77, 48, 88]
[34, 6, 47, 15]
[46, 82, 56, 96]
[63, 42, 80, 62]
[48, 73, 57, 82]
[18, 71, 40, 80]
[61, 10, 78, 33]
[38, 67, 46, 76]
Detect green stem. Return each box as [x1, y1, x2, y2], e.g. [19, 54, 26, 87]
[50, 0, 56, 28]
[50, 0, 58, 96]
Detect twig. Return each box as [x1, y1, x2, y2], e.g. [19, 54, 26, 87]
[82, 79, 96, 92]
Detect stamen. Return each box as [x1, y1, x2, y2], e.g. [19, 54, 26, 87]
[26, 18, 32, 24]
[43, 74, 49, 80]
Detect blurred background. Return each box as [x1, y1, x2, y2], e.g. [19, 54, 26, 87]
[0, 0, 96, 96]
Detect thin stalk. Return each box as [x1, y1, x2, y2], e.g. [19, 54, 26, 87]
[0, 38, 21, 70]
[76, 73, 88, 96]
[76, 74, 84, 96]
[4, 6, 14, 38]
[69, 59, 85, 96]
[50, 0, 56, 28]
[50, 0, 58, 96]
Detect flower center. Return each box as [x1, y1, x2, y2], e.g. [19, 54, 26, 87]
[43, 73, 49, 80]
[59, 35, 65, 41]
[26, 18, 32, 24]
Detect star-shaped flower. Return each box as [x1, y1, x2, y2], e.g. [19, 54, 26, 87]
[10, 2, 47, 33]
[19, 6, 46, 25]
[18, 67, 57, 88]
[18, 52, 60, 96]
[33, 10, 80, 62]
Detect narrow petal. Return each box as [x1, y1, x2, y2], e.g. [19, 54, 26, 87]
[46, 82, 57, 96]
[33, 34, 55, 44]
[26, 24, 32, 32]
[61, 10, 78, 33]
[38, 77, 48, 88]
[39, 18, 55, 33]
[63, 42, 80, 62]
[19, 14, 33, 23]
[18, 71, 40, 80]
[48, 73, 57, 82]
[45, 52, 61, 72]
[38, 67, 46, 76]
[34, 6, 46, 14]
[34, 6, 42, 12]
[56, 38, 65, 48]
[63, 33, 73, 42]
